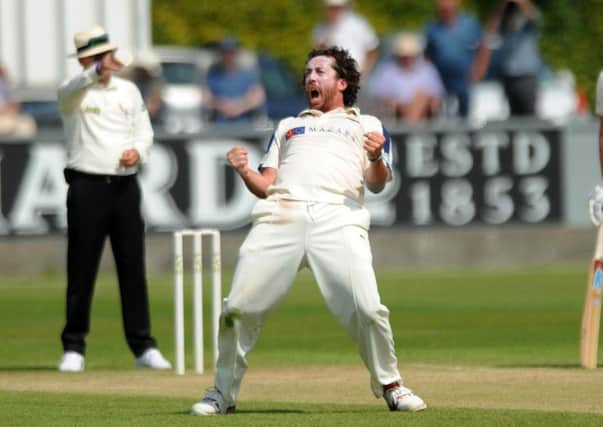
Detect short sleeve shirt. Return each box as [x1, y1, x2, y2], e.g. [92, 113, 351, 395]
[206, 65, 265, 122]
[369, 58, 444, 104]
[497, 13, 542, 77]
[425, 13, 482, 91]
[312, 11, 379, 71]
[259, 108, 392, 205]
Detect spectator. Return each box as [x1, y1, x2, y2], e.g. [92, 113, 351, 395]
[312, 0, 379, 78]
[128, 51, 164, 123]
[369, 33, 444, 124]
[424, 0, 485, 117]
[203, 37, 267, 124]
[0, 65, 36, 137]
[484, 0, 542, 116]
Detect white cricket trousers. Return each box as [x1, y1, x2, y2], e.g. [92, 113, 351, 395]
[215, 198, 402, 406]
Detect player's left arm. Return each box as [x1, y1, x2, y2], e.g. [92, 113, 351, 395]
[364, 130, 392, 193]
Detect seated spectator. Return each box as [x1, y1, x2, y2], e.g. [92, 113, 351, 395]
[484, 0, 542, 116]
[0, 65, 36, 137]
[203, 37, 267, 124]
[369, 33, 444, 124]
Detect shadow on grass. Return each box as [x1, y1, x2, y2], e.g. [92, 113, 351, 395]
[0, 366, 57, 372]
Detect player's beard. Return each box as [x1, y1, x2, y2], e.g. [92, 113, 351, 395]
[306, 84, 340, 112]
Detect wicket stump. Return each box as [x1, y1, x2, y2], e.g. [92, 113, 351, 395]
[173, 229, 222, 375]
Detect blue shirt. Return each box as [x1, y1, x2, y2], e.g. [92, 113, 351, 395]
[425, 13, 482, 93]
[498, 16, 542, 77]
[206, 65, 266, 123]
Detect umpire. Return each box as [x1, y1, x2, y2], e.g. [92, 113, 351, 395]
[57, 25, 170, 372]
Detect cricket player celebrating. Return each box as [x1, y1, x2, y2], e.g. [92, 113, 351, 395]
[191, 46, 426, 415]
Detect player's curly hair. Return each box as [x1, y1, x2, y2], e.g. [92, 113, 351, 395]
[304, 47, 361, 107]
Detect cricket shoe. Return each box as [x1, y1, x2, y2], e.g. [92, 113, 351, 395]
[135, 348, 172, 369]
[383, 382, 427, 412]
[58, 351, 85, 372]
[190, 388, 236, 416]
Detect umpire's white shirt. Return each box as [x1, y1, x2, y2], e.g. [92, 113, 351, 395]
[58, 65, 153, 175]
[259, 107, 392, 205]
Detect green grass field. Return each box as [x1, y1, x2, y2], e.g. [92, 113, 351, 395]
[1, 263, 602, 426]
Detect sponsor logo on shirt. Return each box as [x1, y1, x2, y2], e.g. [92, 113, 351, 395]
[306, 125, 358, 141]
[285, 126, 305, 140]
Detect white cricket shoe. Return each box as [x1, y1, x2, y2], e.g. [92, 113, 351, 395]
[135, 348, 172, 369]
[190, 388, 236, 416]
[383, 382, 427, 412]
[58, 351, 85, 372]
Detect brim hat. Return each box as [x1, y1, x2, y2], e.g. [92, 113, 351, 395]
[394, 33, 423, 58]
[70, 25, 117, 58]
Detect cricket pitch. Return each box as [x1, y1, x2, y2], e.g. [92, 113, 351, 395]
[1, 364, 602, 414]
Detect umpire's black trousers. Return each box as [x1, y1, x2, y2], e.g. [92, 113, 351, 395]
[60, 169, 157, 357]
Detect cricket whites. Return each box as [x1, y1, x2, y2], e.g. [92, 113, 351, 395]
[581, 226, 603, 369]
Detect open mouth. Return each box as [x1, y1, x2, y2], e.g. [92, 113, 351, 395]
[308, 88, 321, 101]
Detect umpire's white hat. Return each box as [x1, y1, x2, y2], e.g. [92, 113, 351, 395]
[70, 25, 117, 59]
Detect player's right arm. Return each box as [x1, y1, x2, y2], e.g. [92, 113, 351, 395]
[57, 65, 99, 113]
[58, 52, 122, 114]
[227, 146, 277, 199]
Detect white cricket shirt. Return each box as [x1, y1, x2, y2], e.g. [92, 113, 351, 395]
[58, 65, 153, 175]
[259, 108, 392, 205]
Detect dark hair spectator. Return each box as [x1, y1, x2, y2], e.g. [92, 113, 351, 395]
[202, 36, 267, 124]
[483, 0, 543, 116]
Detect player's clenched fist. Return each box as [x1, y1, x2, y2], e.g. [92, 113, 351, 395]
[227, 146, 249, 175]
[363, 132, 385, 161]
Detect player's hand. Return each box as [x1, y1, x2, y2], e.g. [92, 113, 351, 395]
[589, 185, 603, 227]
[363, 132, 385, 162]
[227, 146, 249, 175]
[97, 51, 123, 79]
[119, 148, 140, 167]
